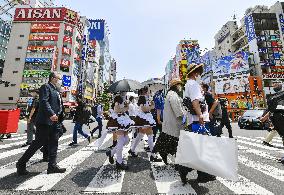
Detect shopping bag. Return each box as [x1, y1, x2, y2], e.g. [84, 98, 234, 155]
[175, 130, 238, 181]
[191, 123, 210, 134]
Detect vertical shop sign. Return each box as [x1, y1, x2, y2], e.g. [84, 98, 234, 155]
[62, 75, 71, 87]
[88, 19, 105, 40]
[279, 14, 284, 35]
[245, 15, 256, 42]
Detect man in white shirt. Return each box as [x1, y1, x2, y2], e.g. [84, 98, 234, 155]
[179, 63, 216, 184]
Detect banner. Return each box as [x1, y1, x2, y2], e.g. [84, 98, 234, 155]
[62, 47, 72, 55]
[63, 36, 72, 44]
[245, 15, 256, 42]
[31, 22, 60, 33]
[279, 14, 284, 35]
[61, 59, 71, 67]
[88, 19, 105, 40]
[29, 34, 58, 41]
[23, 70, 51, 78]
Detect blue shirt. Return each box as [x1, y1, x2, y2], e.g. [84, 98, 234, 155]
[153, 91, 165, 120]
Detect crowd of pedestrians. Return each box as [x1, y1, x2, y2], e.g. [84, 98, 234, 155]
[16, 69, 284, 185]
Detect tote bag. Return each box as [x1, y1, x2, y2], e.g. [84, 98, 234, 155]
[175, 130, 238, 181]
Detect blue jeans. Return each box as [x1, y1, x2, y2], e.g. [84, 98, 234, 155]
[91, 117, 103, 137]
[73, 122, 89, 143]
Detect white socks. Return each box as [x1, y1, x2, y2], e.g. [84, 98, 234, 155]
[147, 134, 154, 156]
[131, 133, 144, 152]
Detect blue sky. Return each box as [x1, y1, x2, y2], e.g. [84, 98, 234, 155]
[55, 0, 276, 82]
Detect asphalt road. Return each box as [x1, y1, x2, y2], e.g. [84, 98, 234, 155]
[0, 120, 283, 195]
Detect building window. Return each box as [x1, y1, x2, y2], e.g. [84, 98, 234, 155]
[12, 71, 18, 74]
[8, 97, 13, 100]
[17, 46, 22, 49]
[19, 35, 24, 37]
[15, 58, 20, 61]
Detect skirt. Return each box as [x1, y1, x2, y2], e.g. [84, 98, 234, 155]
[153, 132, 179, 156]
[136, 112, 156, 127]
[106, 113, 135, 132]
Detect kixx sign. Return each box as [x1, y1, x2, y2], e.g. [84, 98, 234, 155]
[14, 8, 79, 25]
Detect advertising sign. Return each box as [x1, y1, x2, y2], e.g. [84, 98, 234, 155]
[263, 73, 284, 79]
[31, 22, 60, 33]
[61, 59, 71, 67]
[279, 14, 284, 35]
[23, 70, 51, 78]
[27, 45, 55, 52]
[29, 34, 58, 41]
[25, 58, 51, 63]
[63, 36, 72, 44]
[62, 75, 71, 87]
[245, 15, 256, 42]
[62, 47, 72, 55]
[88, 19, 105, 40]
[213, 52, 250, 94]
[14, 8, 79, 25]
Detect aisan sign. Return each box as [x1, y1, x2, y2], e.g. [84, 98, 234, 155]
[14, 8, 79, 25]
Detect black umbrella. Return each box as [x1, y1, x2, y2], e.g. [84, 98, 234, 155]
[108, 79, 144, 93]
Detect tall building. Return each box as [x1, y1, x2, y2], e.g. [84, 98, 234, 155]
[0, 7, 85, 109]
[0, 0, 55, 78]
[110, 58, 117, 84]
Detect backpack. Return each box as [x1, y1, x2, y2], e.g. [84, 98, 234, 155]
[267, 90, 284, 113]
[212, 101, 222, 119]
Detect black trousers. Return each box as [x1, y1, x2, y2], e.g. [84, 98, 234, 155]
[18, 123, 61, 168]
[220, 121, 233, 137]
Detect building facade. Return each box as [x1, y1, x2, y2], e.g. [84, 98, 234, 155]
[0, 7, 84, 109]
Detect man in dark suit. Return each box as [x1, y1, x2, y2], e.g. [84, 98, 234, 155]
[16, 72, 66, 175]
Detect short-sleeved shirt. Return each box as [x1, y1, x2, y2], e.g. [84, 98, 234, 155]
[184, 79, 209, 125]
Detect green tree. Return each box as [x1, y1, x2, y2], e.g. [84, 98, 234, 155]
[97, 82, 112, 111]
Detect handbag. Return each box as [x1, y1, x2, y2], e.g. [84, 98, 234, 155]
[175, 130, 238, 181]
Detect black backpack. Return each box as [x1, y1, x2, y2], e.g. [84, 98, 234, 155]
[267, 91, 284, 113]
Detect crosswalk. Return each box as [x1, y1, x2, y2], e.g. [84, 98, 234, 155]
[0, 131, 283, 195]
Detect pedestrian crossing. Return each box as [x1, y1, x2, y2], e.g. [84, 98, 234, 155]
[0, 132, 283, 194]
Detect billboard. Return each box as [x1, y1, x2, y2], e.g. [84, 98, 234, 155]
[31, 22, 60, 33]
[62, 75, 71, 87]
[25, 58, 51, 63]
[27, 45, 55, 53]
[213, 52, 250, 94]
[88, 19, 105, 40]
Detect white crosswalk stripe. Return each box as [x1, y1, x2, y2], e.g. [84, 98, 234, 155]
[237, 136, 284, 148]
[0, 134, 73, 160]
[0, 132, 283, 194]
[16, 134, 112, 191]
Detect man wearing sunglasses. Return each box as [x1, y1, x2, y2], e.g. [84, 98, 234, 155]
[16, 72, 66, 175]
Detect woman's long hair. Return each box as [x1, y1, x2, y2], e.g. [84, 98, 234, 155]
[138, 95, 146, 106]
[111, 95, 123, 109]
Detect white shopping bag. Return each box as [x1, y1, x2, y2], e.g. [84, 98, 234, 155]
[175, 130, 238, 181]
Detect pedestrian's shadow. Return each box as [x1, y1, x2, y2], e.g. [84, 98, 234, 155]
[71, 167, 101, 188]
[188, 179, 210, 195]
[274, 146, 284, 150]
[0, 172, 40, 190]
[127, 152, 152, 173]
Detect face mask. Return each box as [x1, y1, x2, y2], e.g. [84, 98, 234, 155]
[196, 75, 202, 84]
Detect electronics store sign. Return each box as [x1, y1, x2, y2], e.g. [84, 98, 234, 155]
[245, 15, 256, 42]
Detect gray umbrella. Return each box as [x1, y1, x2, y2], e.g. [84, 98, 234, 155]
[107, 79, 144, 93]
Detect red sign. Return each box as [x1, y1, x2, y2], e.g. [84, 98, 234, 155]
[65, 24, 74, 33]
[14, 8, 79, 25]
[29, 34, 58, 41]
[14, 8, 64, 21]
[31, 22, 60, 33]
[62, 47, 72, 55]
[63, 36, 72, 44]
[61, 59, 71, 67]
[27, 45, 55, 52]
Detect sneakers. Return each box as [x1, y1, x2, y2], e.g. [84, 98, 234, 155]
[16, 162, 29, 176]
[106, 151, 114, 164]
[144, 146, 150, 152]
[128, 150, 138, 157]
[116, 162, 129, 170]
[87, 136, 91, 143]
[262, 141, 274, 147]
[47, 165, 66, 174]
[68, 142, 77, 146]
[150, 155, 162, 162]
